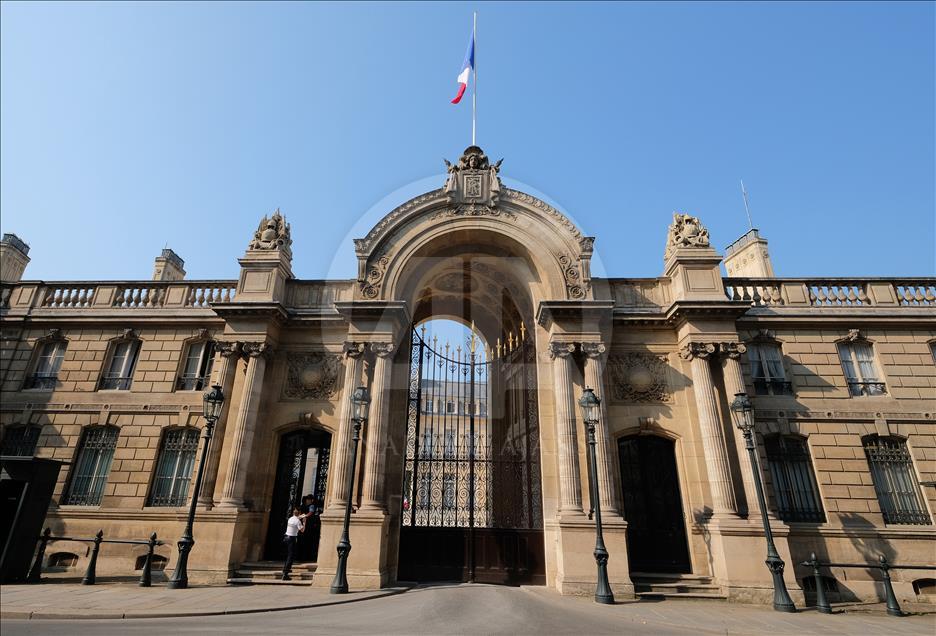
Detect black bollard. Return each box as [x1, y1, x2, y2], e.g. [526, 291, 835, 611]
[879, 555, 903, 617]
[807, 553, 832, 614]
[82, 529, 104, 585]
[27, 528, 52, 584]
[139, 532, 157, 587]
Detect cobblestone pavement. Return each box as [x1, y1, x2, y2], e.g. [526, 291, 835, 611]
[1, 583, 934, 635]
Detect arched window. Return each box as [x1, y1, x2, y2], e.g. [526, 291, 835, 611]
[1, 424, 42, 456]
[99, 332, 142, 391]
[862, 435, 931, 525]
[24, 333, 68, 390]
[148, 427, 201, 506]
[837, 333, 885, 396]
[177, 340, 215, 391]
[764, 435, 824, 522]
[63, 426, 119, 505]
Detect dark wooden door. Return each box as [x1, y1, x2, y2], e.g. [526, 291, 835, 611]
[618, 435, 691, 573]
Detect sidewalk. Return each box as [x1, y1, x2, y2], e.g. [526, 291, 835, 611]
[0, 582, 408, 620]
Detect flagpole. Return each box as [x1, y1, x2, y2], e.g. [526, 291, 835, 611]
[472, 11, 477, 146]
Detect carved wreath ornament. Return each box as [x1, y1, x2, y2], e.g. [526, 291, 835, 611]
[607, 352, 671, 403]
[283, 352, 341, 400]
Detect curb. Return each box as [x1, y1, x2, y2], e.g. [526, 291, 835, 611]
[1, 586, 412, 621]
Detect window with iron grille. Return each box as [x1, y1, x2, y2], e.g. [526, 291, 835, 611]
[176, 341, 215, 391]
[99, 339, 141, 390]
[1, 425, 41, 456]
[764, 435, 825, 522]
[837, 341, 886, 396]
[863, 435, 932, 525]
[25, 340, 67, 390]
[62, 426, 118, 505]
[748, 343, 793, 395]
[148, 427, 200, 506]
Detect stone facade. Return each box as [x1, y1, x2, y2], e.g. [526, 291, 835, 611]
[1, 148, 934, 605]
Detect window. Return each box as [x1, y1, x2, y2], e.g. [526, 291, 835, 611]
[930, 342, 936, 365]
[177, 341, 215, 391]
[148, 427, 200, 506]
[424, 398, 434, 414]
[747, 343, 792, 395]
[1, 425, 41, 456]
[446, 401, 455, 414]
[837, 340, 885, 396]
[99, 339, 141, 390]
[764, 435, 825, 522]
[25, 340, 67, 390]
[63, 426, 118, 505]
[863, 435, 931, 525]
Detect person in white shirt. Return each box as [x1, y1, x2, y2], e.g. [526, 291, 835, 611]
[282, 506, 308, 580]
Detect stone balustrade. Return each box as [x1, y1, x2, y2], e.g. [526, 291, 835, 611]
[724, 278, 936, 308]
[0, 280, 237, 313]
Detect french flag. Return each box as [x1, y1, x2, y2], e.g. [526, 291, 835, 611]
[450, 30, 475, 104]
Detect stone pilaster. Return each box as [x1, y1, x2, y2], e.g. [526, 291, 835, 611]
[581, 342, 620, 516]
[217, 342, 271, 509]
[549, 341, 583, 515]
[328, 342, 366, 510]
[720, 342, 760, 519]
[680, 342, 737, 516]
[360, 342, 395, 512]
[199, 341, 240, 507]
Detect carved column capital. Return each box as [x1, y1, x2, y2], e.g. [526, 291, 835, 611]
[370, 342, 395, 358]
[719, 342, 748, 360]
[679, 342, 716, 361]
[241, 341, 272, 359]
[216, 341, 241, 358]
[580, 342, 607, 359]
[548, 341, 577, 360]
[344, 342, 366, 359]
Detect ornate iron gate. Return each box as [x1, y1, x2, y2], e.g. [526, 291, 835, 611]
[398, 326, 544, 584]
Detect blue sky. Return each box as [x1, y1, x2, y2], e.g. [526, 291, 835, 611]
[2, 1, 933, 281]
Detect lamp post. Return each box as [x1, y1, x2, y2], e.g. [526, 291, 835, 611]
[330, 385, 371, 594]
[168, 384, 225, 590]
[729, 392, 796, 613]
[578, 387, 614, 604]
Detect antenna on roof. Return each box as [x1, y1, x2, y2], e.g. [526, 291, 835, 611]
[740, 180, 754, 230]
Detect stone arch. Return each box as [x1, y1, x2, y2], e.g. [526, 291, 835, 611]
[353, 148, 594, 305]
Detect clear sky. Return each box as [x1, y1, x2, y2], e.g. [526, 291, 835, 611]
[1, 1, 933, 282]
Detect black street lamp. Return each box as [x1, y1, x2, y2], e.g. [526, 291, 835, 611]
[578, 387, 614, 605]
[730, 392, 796, 613]
[168, 384, 225, 590]
[330, 385, 371, 594]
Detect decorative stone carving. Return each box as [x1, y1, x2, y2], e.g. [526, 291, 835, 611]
[845, 328, 865, 342]
[283, 352, 341, 400]
[241, 342, 272, 359]
[547, 342, 576, 359]
[442, 146, 503, 211]
[119, 328, 138, 340]
[216, 341, 241, 358]
[248, 208, 292, 251]
[370, 342, 395, 358]
[719, 342, 748, 360]
[664, 212, 711, 260]
[359, 253, 389, 299]
[608, 352, 671, 403]
[45, 328, 64, 341]
[558, 253, 588, 299]
[580, 342, 607, 359]
[344, 342, 366, 359]
[679, 342, 716, 360]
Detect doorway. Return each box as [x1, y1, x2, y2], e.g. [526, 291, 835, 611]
[617, 435, 691, 573]
[264, 429, 331, 562]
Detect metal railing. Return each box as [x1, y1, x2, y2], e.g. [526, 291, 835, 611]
[28, 528, 165, 587]
[801, 553, 936, 617]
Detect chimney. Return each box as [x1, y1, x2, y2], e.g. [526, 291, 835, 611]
[153, 248, 186, 281]
[724, 229, 775, 278]
[0, 233, 31, 282]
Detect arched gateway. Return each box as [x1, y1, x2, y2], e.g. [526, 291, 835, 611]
[312, 145, 614, 590]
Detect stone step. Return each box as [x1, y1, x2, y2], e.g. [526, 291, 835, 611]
[634, 582, 724, 595]
[238, 561, 317, 571]
[235, 569, 316, 580]
[635, 591, 727, 600]
[631, 572, 726, 599]
[227, 577, 313, 586]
